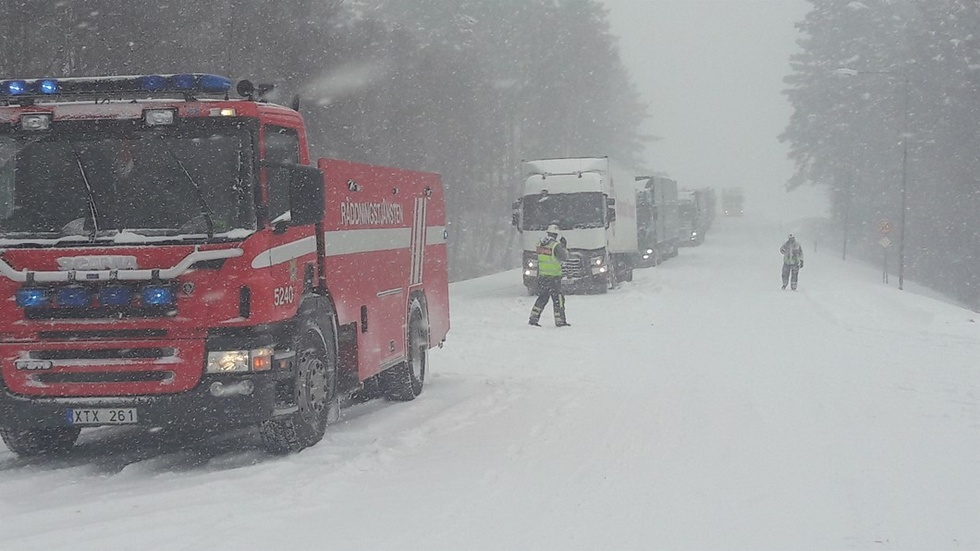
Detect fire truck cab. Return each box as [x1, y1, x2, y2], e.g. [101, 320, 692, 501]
[0, 74, 450, 455]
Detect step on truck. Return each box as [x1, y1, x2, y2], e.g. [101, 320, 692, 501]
[512, 157, 638, 294]
[0, 74, 450, 456]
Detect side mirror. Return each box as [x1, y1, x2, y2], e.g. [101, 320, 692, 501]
[511, 198, 522, 231]
[606, 197, 616, 224]
[289, 165, 325, 226]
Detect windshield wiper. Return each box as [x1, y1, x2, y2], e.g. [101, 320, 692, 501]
[157, 135, 215, 239]
[65, 140, 101, 242]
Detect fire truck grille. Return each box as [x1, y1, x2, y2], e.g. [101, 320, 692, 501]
[25, 306, 174, 320]
[561, 257, 587, 278]
[35, 371, 173, 384]
[39, 329, 168, 341]
[31, 348, 175, 361]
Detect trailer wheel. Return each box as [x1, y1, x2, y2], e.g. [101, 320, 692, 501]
[261, 318, 339, 454]
[381, 299, 428, 401]
[0, 426, 80, 457]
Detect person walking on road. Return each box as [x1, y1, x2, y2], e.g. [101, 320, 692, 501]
[780, 234, 804, 290]
[529, 224, 570, 327]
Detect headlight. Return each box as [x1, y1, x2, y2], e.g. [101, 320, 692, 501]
[646, 249, 654, 254]
[592, 257, 604, 266]
[526, 259, 538, 269]
[206, 347, 274, 373]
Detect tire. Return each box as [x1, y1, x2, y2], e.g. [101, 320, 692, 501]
[0, 426, 80, 457]
[380, 299, 428, 401]
[260, 317, 339, 454]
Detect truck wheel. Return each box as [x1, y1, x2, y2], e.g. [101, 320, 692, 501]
[260, 318, 339, 454]
[381, 299, 427, 401]
[0, 426, 80, 457]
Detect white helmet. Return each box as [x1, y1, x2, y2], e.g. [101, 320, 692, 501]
[546, 224, 560, 235]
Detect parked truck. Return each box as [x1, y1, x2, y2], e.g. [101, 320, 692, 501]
[677, 189, 704, 246]
[0, 74, 450, 457]
[634, 175, 680, 267]
[512, 157, 637, 294]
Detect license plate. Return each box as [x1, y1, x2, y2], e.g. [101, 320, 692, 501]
[67, 408, 138, 425]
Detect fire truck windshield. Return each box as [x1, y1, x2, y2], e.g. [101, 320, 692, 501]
[0, 125, 255, 242]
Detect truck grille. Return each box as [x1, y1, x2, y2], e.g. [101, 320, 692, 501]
[1, 340, 203, 397]
[35, 371, 173, 384]
[561, 256, 587, 278]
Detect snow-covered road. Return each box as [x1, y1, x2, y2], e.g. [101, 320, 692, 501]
[1, 217, 977, 550]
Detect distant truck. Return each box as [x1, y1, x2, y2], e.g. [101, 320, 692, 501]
[512, 157, 638, 294]
[723, 187, 744, 216]
[677, 189, 703, 246]
[634, 175, 680, 267]
[677, 188, 716, 246]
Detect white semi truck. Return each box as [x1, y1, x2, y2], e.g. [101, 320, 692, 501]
[512, 157, 638, 294]
[635, 175, 680, 267]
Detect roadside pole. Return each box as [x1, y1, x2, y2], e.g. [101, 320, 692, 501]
[879, 219, 892, 285]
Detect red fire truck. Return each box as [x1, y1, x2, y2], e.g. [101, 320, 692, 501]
[0, 74, 450, 456]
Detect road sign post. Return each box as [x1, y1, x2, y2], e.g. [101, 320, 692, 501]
[879, 235, 892, 284]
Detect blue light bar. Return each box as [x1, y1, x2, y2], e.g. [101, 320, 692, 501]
[0, 74, 233, 100]
[141, 75, 167, 92]
[141, 285, 175, 308]
[199, 75, 232, 93]
[171, 74, 195, 90]
[56, 286, 92, 308]
[16, 288, 50, 308]
[99, 286, 133, 307]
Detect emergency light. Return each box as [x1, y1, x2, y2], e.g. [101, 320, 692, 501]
[15, 288, 50, 308]
[99, 286, 133, 307]
[140, 285, 176, 308]
[0, 74, 233, 103]
[56, 286, 92, 308]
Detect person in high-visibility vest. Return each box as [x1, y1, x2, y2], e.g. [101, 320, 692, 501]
[780, 234, 804, 290]
[529, 224, 570, 327]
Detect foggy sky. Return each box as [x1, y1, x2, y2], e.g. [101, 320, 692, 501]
[601, 0, 828, 224]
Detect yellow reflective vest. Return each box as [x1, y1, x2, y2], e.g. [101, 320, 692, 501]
[536, 239, 563, 277]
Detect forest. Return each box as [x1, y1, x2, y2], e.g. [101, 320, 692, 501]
[782, 0, 980, 308]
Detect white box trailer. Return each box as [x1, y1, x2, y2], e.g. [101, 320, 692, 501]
[513, 157, 638, 293]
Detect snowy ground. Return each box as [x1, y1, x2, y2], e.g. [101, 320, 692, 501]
[1, 217, 977, 550]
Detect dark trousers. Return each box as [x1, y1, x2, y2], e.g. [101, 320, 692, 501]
[529, 275, 566, 325]
[781, 263, 800, 289]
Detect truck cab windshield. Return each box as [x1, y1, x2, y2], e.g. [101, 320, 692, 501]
[522, 191, 604, 231]
[0, 123, 254, 241]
